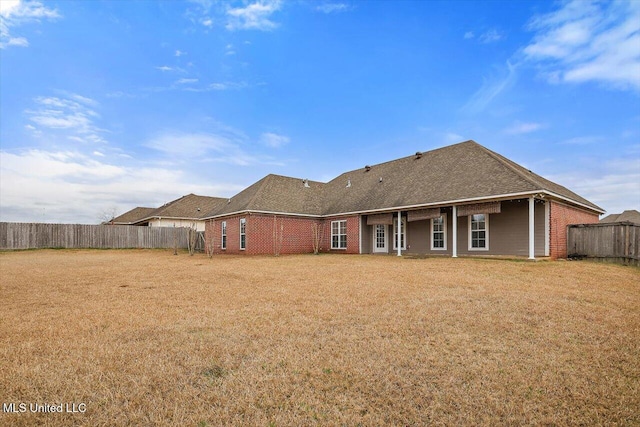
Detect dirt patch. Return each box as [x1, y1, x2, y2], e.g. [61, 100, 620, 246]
[1, 250, 638, 425]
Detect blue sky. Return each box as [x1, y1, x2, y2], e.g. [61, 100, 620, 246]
[1, 0, 638, 223]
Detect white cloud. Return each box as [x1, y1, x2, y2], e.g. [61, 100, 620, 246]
[175, 49, 186, 57]
[546, 157, 640, 214]
[462, 60, 517, 113]
[464, 31, 474, 39]
[0, 0, 60, 49]
[176, 78, 198, 84]
[504, 121, 544, 135]
[0, 149, 243, 223]
[479, 29, 503, 43]
[156, 65, 175, 72]
[226, 0, 282, 31]
[316, 3, 350, 14]
[558, 135, 604, 145]
[260, 132, 290, 148]
[25, 94, 107, 145]
[523, 0, 640, 91]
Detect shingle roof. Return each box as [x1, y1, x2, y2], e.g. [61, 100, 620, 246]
[201, 140, 603, 219]
[320, 140, 603, 215]
[146, 194, 228, 220]
[600, 210, 640, 224]
[206, 174, 326, 217]
[111, 207, 155, 224]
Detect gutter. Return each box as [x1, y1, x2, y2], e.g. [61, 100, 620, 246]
[200, 190, 604, 221]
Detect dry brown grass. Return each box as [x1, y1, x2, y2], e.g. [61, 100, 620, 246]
[0, 250, 638, 426]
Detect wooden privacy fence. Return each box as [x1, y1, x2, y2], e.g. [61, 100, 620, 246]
[0, 222, 190, 250]
[567, 222, 639, 266]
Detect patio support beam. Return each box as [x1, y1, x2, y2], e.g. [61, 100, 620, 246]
[397, 210, 402, 257]
[529, 196, 535, 260]
[452, 205, 458, 258]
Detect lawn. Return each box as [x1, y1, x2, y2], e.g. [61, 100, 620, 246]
[0, 250, 638, 426]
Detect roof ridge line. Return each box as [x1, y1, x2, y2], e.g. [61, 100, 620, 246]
[331, 140, 477, 181]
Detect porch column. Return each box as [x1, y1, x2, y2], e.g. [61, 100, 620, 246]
[529, 196, 535, 260]
[452, 205, 458, 258]
[397, 210, 402, 256]
[451, 205, 458, 258]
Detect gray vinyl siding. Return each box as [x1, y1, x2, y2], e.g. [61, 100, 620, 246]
[457, 199, 546, 256]
[360, 216, 372, 254]
[361, 200, 547, 256]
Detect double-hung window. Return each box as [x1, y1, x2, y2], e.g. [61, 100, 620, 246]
[331, 220, 347, 249]
[221, 221, 227, 249]
[239, 218, 246, 250]
[469, 214, 488, 250]
[393, 217, 406, 250]
[431, 214, 446, 250]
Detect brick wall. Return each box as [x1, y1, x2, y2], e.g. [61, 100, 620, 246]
[205, 213, 361, 255]
[549, 201, 599, 259]
[322, 215, 360, 254]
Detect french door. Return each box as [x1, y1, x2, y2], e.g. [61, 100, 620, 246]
[373, 224, 388, 253]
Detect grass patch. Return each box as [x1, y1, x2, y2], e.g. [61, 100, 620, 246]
[0, 249, 638, 425]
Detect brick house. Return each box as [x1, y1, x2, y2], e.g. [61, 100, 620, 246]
[112, 194, 227, 231]
[202, 140, 603, 259]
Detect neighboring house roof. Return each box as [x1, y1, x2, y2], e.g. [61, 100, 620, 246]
[142, 194, 228, 222]
[200, 140, 602, 220]
[206, 174, 326, 218]
[600, 210, 640, 224]
[320, 140, 603, 215]
[110, 207, 155, 224]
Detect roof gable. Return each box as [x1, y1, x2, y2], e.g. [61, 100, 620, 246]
[600, 210, 640, 224]
[148, 194, 228, 220]
[111, 207, 155, 224]
[209, 174, 326, 217]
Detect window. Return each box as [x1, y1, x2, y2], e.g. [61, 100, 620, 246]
[221, 221, 227, 250]
[331, 220, 347, 249]
[469, 214, 488, 250]
[431, 214, 447, 250]
[239, 218, 246, 250]
[393, 217, 406, 250]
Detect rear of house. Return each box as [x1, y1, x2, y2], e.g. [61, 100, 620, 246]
[201, 140, 602, 258]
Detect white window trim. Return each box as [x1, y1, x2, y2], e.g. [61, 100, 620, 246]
[393, 217, 406, 250]
[431, 214, 447, 251]
[221, 221, 227, 250]
[468, 214, 489, 251]
[331, 220, 347, 250]
[239, 218, 246, 250]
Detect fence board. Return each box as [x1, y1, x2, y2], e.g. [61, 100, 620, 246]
[568, 222, 639, 266]
[0, 222, 190, 250]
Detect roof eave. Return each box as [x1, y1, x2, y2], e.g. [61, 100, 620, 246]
[323, 190, 604, 217]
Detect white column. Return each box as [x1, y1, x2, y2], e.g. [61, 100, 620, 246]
[544, 200, 550, 257]
[358, 215, 363, 254]
[529, 196, 535, 260]
[452, 205, 458, 258]
[397, 210, 402, 257]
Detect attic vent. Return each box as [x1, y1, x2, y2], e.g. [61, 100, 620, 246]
[346, 179, 351, 188]
[227, 198, 231, 204]
[365, 165, 371, 172]
[415, 151, 423, 159]
[197, 208, 201, 212]
[303, 179, 310, 188]
[379, 177, 383, 183]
